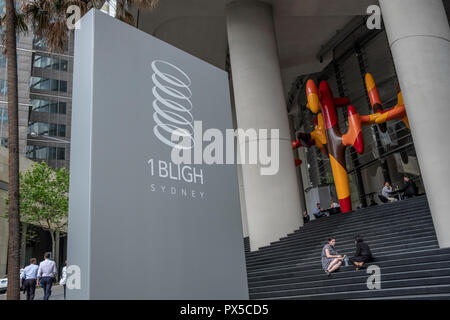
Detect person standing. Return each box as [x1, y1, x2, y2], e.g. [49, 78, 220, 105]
[59, 260, 68, 300]
[21, 258, 39, 300]
[37, 252, 57, 300]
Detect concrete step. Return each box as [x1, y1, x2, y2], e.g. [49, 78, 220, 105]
[251, 276, 450, 299]
[250, 267, 450, 293]
[246, 228, 437, 267]
[247, 237, 438, 270]
[246, 196, 450, 300]
[247, 211, 433, 255]
[248, 252, 450, 283]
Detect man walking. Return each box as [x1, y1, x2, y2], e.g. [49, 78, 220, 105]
[37, 252, 57, 300]
[21, 258, 39, 300]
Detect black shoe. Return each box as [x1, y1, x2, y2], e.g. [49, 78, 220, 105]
[325, 271, 331, 277]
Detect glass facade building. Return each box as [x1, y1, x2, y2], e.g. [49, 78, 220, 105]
[26, 35, 74, 169]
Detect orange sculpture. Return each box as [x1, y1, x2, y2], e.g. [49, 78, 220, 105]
[293, 73, 409, 212]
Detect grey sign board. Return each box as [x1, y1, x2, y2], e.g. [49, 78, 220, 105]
[67, 9, 248, 299]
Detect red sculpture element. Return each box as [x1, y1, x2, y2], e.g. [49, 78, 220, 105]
[292, 73, 410, 213]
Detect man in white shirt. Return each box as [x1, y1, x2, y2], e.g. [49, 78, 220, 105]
[382, 182, 398, 202]
[21, 258, 39, 300]
[37, 252, 57, 300]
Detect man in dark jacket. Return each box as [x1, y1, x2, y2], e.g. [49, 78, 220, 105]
[401, 176, 418, 198]
[349, 236, 373, 270]
[303, 211, 310, 224]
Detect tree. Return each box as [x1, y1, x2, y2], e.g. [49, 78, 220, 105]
[22, 0, 160, 52]
[18, 162, 69, 270]
[1, 0, 28, 300]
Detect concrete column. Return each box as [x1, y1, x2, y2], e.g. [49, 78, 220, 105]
[226, 0, 303, 251]
[228, 65, 250, 238]
[380, 0, 450, 247]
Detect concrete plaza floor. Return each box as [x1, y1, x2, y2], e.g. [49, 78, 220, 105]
[0, 284, 65, 300]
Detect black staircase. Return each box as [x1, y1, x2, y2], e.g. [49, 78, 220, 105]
[245, 196, 450, 299]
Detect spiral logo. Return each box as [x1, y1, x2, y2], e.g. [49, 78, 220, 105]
[151, 60, 194, 149]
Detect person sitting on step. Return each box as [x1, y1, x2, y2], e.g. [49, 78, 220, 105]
[381, 181, 398, 202]
[328, 200, 341, 215]
[303, 211, 310, 224]
[349, 235, 373, 271]
[399, 175, 418, 198]
[321, 237, 346, 276]
[314, 203, 327, 219]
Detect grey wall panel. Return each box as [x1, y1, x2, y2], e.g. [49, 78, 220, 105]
[68, 9, 248, 299]
[66, 10, 95, 300]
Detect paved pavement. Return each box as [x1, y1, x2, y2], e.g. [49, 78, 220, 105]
[0, 284, 65, 300]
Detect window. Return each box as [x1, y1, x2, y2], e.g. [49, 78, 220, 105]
[28, 122, 49, 136]
[33, 35, 69, 52]
[57, 125, 66, 137]
[58, 147, 66, 160]
[33, 36, 48, 49]
[30, 77, 68, 93]
[0, 53, 20, 68]
[0, 1, 5, 17]
[60, 59, 68, 71]
[0, 108, 8, 139]
[0, 79, 7, 95]
[49, 123, 57, 136]
[33, 54, 69, 71]
[59, 80, 67, 92]
[0, 108, 7, 121]
[26, 146, 66, 161]
[59, 102, 67, 114]
[0, 54, 6, 68]
[31, 99, 67, 114]
[28, 122, 66, 137]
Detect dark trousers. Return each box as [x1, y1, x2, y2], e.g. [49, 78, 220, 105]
[314, 212, 326, 219]
[24, 279, 37, 300]
[40, 277, 54, 300]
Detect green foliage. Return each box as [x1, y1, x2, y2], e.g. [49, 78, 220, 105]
[21, 0, 160, 52]
[24, 225, 40, 245]
[17, 161, 69, 232]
